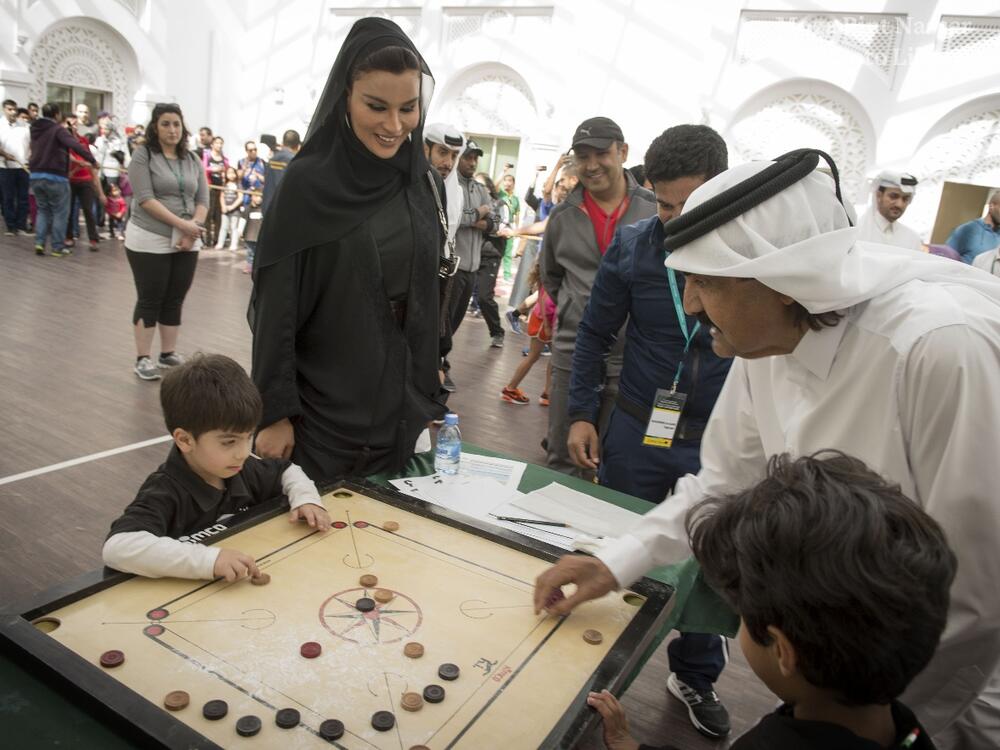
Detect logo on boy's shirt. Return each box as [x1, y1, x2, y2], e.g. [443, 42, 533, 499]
[178, 504, 249, 543]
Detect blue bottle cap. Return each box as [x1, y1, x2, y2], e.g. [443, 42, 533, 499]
[444, 413, 459, 425]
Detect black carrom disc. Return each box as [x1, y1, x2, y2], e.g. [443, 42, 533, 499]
[355, 597, 376, 612]
[371, 710, 395, 731]
[319, 718, 345, 741]
[276, 707, 300, 728]
[438, 663, 460, 681]
[236, 715, 261, 737]
[423, 684, 446, 703]
[202, 699, 228, 720]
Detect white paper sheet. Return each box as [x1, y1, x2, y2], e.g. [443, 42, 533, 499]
[510, 482, 642, 537]
[387, 473, 580, 550]
[456, 453, 527, 489]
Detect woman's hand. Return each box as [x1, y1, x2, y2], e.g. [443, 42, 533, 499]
[177, 219, 202, 238]
[175, 233, 195, 251]
[256, 418, 295, 460]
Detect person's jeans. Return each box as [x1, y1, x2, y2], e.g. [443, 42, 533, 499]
[215, 211, 241, 249]
[245, 240, 256, 268]
[0, 168, 30, 231]
[31, 177, 71, 251]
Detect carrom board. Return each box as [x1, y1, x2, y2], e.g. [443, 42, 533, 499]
[1, 480, 672, 749]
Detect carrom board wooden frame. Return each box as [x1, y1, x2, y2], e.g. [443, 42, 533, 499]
[0, 479, 673, 749]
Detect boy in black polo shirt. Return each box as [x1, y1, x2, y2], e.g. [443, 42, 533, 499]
[103, 354, 330, 581]
[587, 452, 954, 750]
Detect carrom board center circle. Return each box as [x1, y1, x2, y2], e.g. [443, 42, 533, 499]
[319, 587, 422, 645]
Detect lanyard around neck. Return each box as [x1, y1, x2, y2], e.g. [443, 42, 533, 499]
[163, 153, 190, 218]
[667, 266, 700, 392]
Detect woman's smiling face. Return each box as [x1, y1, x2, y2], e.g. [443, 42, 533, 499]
[347, 69, 420, 159]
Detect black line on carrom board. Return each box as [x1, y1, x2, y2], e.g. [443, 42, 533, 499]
[346, 509, 366, 568]
[422, 614, 562, 746]
[152, 526, 332, 614]
[359, 526, 534, 589]
[384, 671, 404, 750]
[149, 628, 379, 750]
[444, 615, 568, 749]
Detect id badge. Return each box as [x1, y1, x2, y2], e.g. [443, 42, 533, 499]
[642, 388, 687, 448]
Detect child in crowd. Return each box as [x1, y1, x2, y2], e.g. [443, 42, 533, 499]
[103, 354, 331, 581]
[241, 192, 263, 274]
[105, 183, 127, 240]
[589, 451, 953, 750]
[501, 261, 554, 405]
[215, 166, 242, 251]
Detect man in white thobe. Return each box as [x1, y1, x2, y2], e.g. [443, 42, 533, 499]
[856, 170, 924, 251]
[534, 159, 1000, 749]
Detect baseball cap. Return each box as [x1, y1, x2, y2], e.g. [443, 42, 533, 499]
[571, 117, 625, 151]
[463, 138, 484, 158]
[424, 122, 465, 152]
[874, 170, 918, 194]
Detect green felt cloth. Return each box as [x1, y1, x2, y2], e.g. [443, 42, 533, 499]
[368, 443, 739, 643]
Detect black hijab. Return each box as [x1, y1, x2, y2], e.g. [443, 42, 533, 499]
[253, 18, 435, 270]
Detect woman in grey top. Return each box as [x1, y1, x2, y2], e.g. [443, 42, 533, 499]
[124, 103, 208, 380]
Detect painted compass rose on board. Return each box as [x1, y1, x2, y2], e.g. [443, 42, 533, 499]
[320, 588, 423, 645]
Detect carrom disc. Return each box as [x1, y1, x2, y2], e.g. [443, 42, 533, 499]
[300, 641, 322, 658]
[163, 690, 190, 711]
[359, 574, 378, 587]
[203, 699, 229, 720]
[582, 628, 604, 645]
[355, 597, 376, 612]
[382, 520, 400, 532]
[371, 710, 395, 731]
[373, 588, 394, 604]
[403, 641, 424, 658]
[236, 715, 262, 737]
[319, 719, 345, 741]
[438, 663, 460, 681]
[422, 684, 445, 703]
[99, 649, 125, 668]
[401, 692, 423, 712]
[276, 707, 301, 728]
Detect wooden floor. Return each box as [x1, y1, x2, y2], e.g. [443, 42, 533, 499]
[0, 232, 775, 749]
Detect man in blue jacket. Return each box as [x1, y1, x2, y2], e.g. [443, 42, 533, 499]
[567, 124, 734, 738]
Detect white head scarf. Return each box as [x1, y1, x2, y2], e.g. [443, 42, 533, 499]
[664, 161, 1000, 313]
[423, 122, 465, 243]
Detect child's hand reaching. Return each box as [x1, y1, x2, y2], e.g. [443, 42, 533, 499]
[289, 503, 331, 531]
[587, 690, 640, 750]
[213, 549, 260, 582]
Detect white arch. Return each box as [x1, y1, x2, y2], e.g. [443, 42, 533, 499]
[28, 17, 139, 125]
[432, 62, 538, 137]
[907, 96, 1000, 238]
[726, 79, 876, 205]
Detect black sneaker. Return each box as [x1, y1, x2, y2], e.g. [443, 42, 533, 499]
[442, 373, 456, 393]
[667, 673, 731, 738]
[490, 334, 504, 348]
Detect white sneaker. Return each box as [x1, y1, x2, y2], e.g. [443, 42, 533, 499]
[134, 356, 161, 380]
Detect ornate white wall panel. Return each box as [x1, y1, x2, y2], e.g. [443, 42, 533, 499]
[27, 22, 133, 123]
[737, 11, 905, 84]
[938, 15, 1000, 57]
[443, 7, 552, 45]
[729, 89, 873, 205]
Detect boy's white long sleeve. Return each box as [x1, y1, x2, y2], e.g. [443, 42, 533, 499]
[282, 463, 323, 509]
[103, 531, 220, 579]
[102, 463, 320, 580]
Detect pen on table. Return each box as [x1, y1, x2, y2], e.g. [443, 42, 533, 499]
[491, 515, 568, 527]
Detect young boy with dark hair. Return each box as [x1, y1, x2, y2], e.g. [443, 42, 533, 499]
[103, 354, 331, 581]
[588, 451, 956, 750]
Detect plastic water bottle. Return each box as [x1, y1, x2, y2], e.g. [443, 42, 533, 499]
[434, 413, 461, 476]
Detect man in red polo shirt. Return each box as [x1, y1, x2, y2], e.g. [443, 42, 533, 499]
[540, 117, 656, 475]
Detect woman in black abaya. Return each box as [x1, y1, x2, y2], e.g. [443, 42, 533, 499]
[250, 18, 446, 481]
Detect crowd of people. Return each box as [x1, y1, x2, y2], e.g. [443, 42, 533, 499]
[5, 14, 1000, 749]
